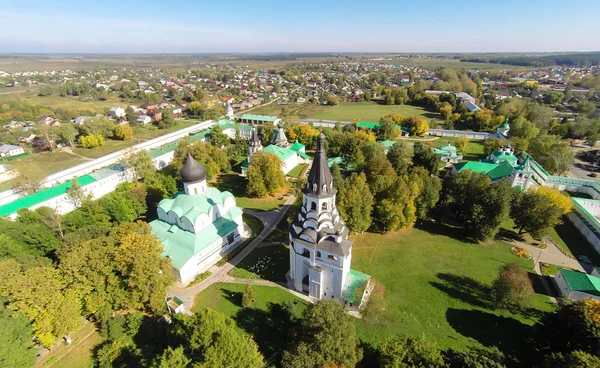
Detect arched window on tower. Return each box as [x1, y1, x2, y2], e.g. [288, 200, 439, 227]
[313, 183, 317, 192]
[311, 202, 317, 211]
[321, 202, 327, 210]
[322, 184, 327, 193]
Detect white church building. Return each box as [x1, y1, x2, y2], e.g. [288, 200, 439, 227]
[288, 133, 371, 309]
[150, 153, 245, 284]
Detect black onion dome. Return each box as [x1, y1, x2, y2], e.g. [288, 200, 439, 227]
[305, 133, 333, 195]
[180, 152, 206, 183]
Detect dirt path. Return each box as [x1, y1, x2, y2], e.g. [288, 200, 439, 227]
[58, 146, 93, 161]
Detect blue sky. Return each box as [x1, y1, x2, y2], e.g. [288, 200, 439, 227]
[1, 0, 599, 53]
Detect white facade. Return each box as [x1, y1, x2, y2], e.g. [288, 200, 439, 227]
[288, 133, 355, 303]
[0, 144, 25, 157]
[108, 107, 125, 118]
[554, 270, 600, 302]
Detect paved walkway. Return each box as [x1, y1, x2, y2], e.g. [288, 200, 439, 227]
[167, 194, 296, 311]
[512, 239, 587, 272]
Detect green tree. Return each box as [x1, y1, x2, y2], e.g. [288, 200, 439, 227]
[122, 150, 156, 182]
[159, 108, 176, 129]
[80, 133, 105, 148]
[437, 171, 512, 241]
[171, 141, 231, 180]
[246, 151, 286, 197]
[490, 263, 533, 310]
[541, 351, 600, 368]
[114, 231, 174, 312]
[338, 172, 374, 233]
[483, 138, 503, 156]
[0, 302, 37, 368]
[242, 285, 256, 308]
[125, 107, 136, 124]
[528, 133, 574, 175]
[510, 190, 563, 238]
[282, 301, 362, 368]
[446, 347, 506, 368]
[152, 346, 191, 368]
[79, 116, 115, 137]
[364, 153, 397, 195]
[210, 125, 229, 148]
[413, 142, 440, 175]
[377, 335, 446, 368]
[376, 175, 421, 232]
[405, 116, 429, 136]
[57, 123, 78, 146]
[188, 101, 204, 117]
[387, 141, 414, 176]
[378, 116, 399, 141]
[114, 124, 134, 141]
[0, 259, 82, 348]
[172, 308, 264, 368]
[412, 166, 442, 221]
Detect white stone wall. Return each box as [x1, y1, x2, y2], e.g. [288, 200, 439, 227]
[568, 212, 600, 254]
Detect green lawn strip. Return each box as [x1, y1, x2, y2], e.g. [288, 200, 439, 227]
[310, 102, 442, 124]
[286, 163, 308, 178]
[229, 244, 290, 282]
[216, 214, 264, 267]
[191, 282, 307, 359]
[214, 173, 285, 211]
[435, 136, 486, 162]
[37, 322, 101, 368]
[350, 226, 555, 362]
[244, 102, 326, 118]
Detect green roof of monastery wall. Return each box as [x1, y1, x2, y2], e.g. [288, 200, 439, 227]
[559, 269, 600, 296]
[0, 175, 97, 217]
[241, 114, 278, 122]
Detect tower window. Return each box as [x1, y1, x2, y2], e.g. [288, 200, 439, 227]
[317, 251, 321, 258]
[194, 187, 198, 195]
[311, 202, 316, 211]
[302, 248, 310, 258]
[322, 184, 327, 193]
[313, 183, 317, 192]
[328, 255, 338, 261]
[321, 202, 327, 210]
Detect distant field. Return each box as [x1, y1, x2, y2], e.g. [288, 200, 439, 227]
[243, 102, 326, 118]
[0, 150, 88, 191]
[310, 102, 442, 123]
[0, 91, 128, 111]
[379, 58, 533, 72]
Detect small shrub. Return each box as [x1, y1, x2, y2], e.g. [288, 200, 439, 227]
[490, 263, 533, 310]
[242, 285, 256, 308]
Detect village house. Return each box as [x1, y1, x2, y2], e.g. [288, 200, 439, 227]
[108, 106, 126, 119]
[0, 144, 25, 157]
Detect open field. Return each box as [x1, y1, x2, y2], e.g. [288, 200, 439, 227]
[242, 103, 326, 118]
[0, 91, 129, 111]
[381, 58, 533, 72]
[350, 224, 555, 363]
[0, 150, 88, 191]
[192, 282, 307, 360]
[434, 136, 486, 162]
[311, 102, 442, 123]
[214, 173, 287, 211]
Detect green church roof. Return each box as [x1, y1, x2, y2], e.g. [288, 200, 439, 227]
[453, 160, 514, 181]
[150, 213, 241, 269]
[499, 116, 510, 129]
[157, 188, 235, 225]
[264, 144, 296, 162]
[290, 141, 305, 152]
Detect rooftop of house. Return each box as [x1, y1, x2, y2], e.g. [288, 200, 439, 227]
[240, 114, 278, 122]
[453, 160, 514, 181]
[559, 269, 600, 297]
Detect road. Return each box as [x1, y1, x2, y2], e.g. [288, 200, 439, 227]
[168, 194, 296, 311]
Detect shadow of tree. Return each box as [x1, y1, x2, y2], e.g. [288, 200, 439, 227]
[415, 221, 473, 243]
[234, 302, 297, 366]
[221, 287, 243, 307]
[495, 227, 522, 242]
[430, 273, 492, 309]
[446, 308, 534, 367]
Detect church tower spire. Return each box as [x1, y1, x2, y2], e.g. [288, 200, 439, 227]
[305, 133, 334, 196]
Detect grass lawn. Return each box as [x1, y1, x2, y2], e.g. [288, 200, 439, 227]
[216, 214, 264, 267]
[350, 223, 555, 365]
[0, 150, 88, 191]
[0, 92, 128, 111]
[264, 215, 290, 243]
[286, 163, 308, 178]
[37, 322, 101, 368]
[244, 102, 326, 119]
[310, 102, 443, 124]
[192, 282, 307, 360]
[71, 120, 199, 159]
[434, 136, 486, 162]
[213, 172, 287, 211]
[229, 244, 290, 282]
